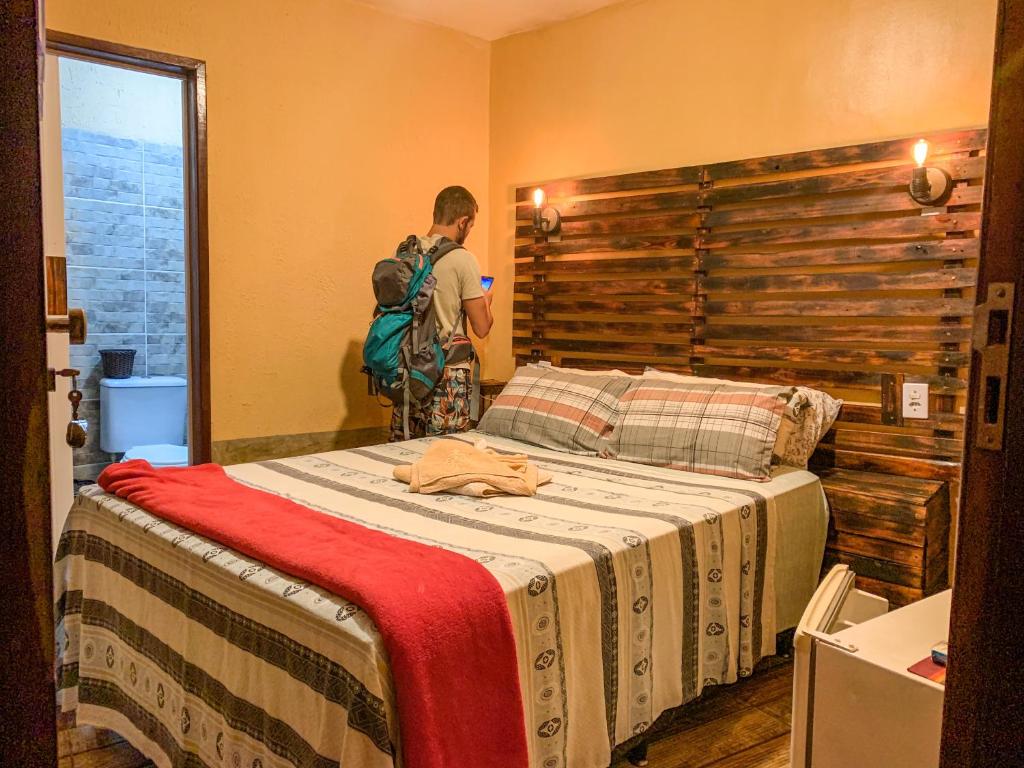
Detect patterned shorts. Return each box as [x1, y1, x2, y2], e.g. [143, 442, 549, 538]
[389, 367, 472, 442]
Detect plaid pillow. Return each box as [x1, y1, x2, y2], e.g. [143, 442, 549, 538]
[478, 367, 633, 455]
[606, 376, 797, 481]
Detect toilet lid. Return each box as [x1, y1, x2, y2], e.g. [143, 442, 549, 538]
[122, 443, 189, 467]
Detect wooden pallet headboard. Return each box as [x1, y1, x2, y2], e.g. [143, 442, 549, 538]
[513, 128, 987, 486]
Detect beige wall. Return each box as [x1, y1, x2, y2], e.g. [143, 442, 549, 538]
[47, 0, 491, 441]
[487, 0, 998, 379]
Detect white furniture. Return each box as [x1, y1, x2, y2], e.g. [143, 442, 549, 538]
[792, 565, 949, 768]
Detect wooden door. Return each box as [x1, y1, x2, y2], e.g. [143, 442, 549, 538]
[0, 1, 59, 766]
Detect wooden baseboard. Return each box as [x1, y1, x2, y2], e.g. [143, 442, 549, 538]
[211, 426, 388, 465]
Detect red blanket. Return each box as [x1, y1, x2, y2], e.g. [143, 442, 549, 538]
[98, 460, 528, 768]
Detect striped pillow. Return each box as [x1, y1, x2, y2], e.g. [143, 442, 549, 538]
[606, 376, 797, 481]
[478, 367, 633, 456]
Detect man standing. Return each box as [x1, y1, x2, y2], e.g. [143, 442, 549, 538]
[389, 185, 493, 441]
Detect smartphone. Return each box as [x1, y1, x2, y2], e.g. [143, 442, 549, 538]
[481, 275, 495, 291]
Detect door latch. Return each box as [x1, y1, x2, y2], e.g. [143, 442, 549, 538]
[972, 283, 1015, 451]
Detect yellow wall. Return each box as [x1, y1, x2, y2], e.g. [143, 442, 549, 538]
[46, 0, 491, 441]
[487, 0, 998, 379]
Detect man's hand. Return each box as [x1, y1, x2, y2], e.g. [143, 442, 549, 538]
[464, 294, 493, 338]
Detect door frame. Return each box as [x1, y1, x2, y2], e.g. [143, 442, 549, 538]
[46, 30, 212, 464]
[941, 0, 1024, 764]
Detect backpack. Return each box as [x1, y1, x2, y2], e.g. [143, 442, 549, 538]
[362, 235, 476, 437]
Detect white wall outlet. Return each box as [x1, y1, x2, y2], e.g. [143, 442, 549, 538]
[902, 383, 929, 419]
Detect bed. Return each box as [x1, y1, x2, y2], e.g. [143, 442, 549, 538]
[55, 432, 828, 768]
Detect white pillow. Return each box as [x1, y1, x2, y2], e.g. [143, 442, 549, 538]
[780, 386, 843, 468]
[528, 362, 638, 379]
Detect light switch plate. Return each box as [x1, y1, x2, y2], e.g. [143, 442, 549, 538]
[903, 383, 929, 419]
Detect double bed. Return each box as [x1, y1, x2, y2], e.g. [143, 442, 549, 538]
[55, 432, 827, 768]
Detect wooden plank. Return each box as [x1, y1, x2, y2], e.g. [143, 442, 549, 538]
[754, 696, 793, 729]
[824, 548, 922, 588]
[702, 239, 979, 270]
[70, 741, 152, 768]
[834, 403, 965, 431]
[813, 446, 963, 480]
[515, 234, 696, 258]
[924, 485, 951, 594]
[822, 482, 932, 518]
[514, 298, 695, 316]
[828, 530, 925, 568]
[705, 212, 982, 249]
[819, 467, 943, 500]
[703, 322, 972, 345]
[645, 706, 788, 768]
[695, 345, 969, 368]
[925, 521, 951, 584]
[515, 165, 702, 202]
[830, 507, 926, 546]
[704, 185, 982, 229]
[519, 277, 696, 296]
[515, 211, 700, 238]
[822, 476, 936, 505]
[513, 338, 693, 359]
[702, 268, 977, 295]
[701, 155, 987, 208]
[821, 474, 939, 503]
[62, 726, 125, 757]
[702, 128, 987, 182]
[555, 357, 693, 375]
[852, 573, 923, 607]
[46, 255, 67, 315]
[704, 297, 975, 318]
[516, 188, 703, 220]
[698, 735, 791, 768]
[826, 430, 964, 460]
[513, 319, 696, 337]
[692, 364, 965, 393]
[515, 254, 697, 275]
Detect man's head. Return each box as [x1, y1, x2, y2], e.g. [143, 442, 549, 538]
[432, 185, 478, 245]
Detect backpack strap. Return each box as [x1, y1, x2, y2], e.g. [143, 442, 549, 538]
[426, 236, 462, 266]
[424, 236, 474, 343]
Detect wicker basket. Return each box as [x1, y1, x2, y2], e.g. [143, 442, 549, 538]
[99, 348, 136, 379]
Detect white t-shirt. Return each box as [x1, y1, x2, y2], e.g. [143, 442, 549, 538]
[418, 234, 483, 368]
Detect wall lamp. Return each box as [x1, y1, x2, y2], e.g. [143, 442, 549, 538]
[908, 139, 953, 206]
[532, 188, 561, 236]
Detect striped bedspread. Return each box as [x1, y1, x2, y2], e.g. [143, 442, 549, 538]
[55, 433, 828, 768]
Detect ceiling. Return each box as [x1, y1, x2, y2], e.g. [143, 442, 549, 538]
[355, 0, 629, 41]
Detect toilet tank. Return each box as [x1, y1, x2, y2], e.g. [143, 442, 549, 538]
[100, 376, 187, 453]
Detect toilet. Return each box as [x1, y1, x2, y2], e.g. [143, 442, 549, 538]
[100, 376, 189, 467]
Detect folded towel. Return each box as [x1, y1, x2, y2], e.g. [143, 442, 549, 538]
[394, 437, 552, 497]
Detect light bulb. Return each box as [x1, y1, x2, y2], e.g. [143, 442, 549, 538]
[533, 188, 545, 208]
[913, 139, 929, 168]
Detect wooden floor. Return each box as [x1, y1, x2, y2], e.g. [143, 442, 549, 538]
[59, 659, 793, 768]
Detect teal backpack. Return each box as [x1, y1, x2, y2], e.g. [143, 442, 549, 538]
[362, 235, 475, 437]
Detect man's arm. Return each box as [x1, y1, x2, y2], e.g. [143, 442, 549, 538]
[463, 291, 493, 338]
